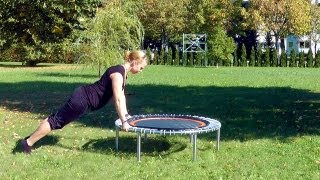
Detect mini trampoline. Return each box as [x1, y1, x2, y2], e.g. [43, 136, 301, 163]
[115, 114, 221, 161]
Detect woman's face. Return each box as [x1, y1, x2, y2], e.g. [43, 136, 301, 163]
[130, 59, 147, 74]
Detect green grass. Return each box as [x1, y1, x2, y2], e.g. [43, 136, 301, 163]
[0, 62, 319, 179]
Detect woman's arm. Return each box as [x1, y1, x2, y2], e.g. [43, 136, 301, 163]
[110, 72, 130, 131]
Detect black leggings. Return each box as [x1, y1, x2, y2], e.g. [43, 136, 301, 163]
[48, 87, 89, 130]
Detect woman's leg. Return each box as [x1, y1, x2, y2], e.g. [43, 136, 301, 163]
[21, 87, 88, 153]
[26, 118, 52, 146]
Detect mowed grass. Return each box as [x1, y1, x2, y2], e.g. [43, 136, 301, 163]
[0, 62, 319, 179]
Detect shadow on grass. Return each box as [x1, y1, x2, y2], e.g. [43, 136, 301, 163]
[37, 72, 99, 79]
[12, 135, 59, 154]
[1, 81, 320, 145]
[0, 63, 53, 68]
[77, 136, 187, 157]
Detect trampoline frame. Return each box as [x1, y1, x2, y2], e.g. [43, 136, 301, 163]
[115, 114, 221, 161]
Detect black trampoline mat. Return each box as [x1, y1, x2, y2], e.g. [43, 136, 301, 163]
[128, 117, 207, 130]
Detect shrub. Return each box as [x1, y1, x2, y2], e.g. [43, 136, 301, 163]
[298, 51, 305, 67]
[240, 44, 247, 66]
[315, 50, 320, 68]
[290, 49, 297, 67]
[280, 51, 287, 67]
[264, 47, 270, 67]
[306, 48, 313, 67]
[249, 46, 255, 67]
[256, 44, 263, 67]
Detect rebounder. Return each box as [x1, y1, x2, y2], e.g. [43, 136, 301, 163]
[115, 114, 221, 161]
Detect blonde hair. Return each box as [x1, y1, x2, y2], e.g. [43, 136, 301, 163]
[124, 50, 147, 63]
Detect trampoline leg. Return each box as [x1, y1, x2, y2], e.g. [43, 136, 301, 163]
[115, 126, 119, 151]
[144, 133, 147, 141]
[137, 132, 141, 162]
[216, 128, 220, 151]
[193, 133, 197, 161]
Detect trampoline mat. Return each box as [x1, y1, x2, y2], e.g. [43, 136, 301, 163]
[128, 117, 208, 130]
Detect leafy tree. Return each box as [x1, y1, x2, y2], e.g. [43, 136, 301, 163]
[0, 0, 100, 66]
[208, 25, 236, 67]
[83, 0, 144, 76]
[248, 0, 311, 59]
[310, 3, 320, 54]
[139, 0, 189, 47]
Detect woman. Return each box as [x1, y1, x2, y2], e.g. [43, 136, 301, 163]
[21, 50, 148, 154]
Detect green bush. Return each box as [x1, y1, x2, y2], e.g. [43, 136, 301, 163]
[256, 44, 263, 67]
[264, 47, 270, 67]
[240, 44, 247, 66]
[271, 49, 277, 67]
[306, 48, 313, 67]
[280, 51, 287, 67]
[290, 49, 297, 67]
[315, 50, 320, 68]
[249, 46, 255, 67]
[174, 48, 180, 66]
[298, 51, 305, 67]
[167, 47, 173, 65]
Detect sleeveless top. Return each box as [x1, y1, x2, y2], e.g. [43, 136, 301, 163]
[83, 65, 126, 111]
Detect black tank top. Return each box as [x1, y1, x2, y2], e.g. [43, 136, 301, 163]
[83, 65, 126, 110]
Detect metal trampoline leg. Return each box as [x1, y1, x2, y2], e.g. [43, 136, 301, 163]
[216, 128, 220, 151]
[144, 133, 147, 140]
[193, 133, 197, 161]
[115, 126, 119, 151]
[137, 132, 141, 162]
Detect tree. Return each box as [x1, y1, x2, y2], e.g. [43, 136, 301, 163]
[83, 0, 144, 76]
[248, 0, 311, 59]
[310, 3, 320, 55]
[208, 25, 236, 67]
[139, 0, 189, 48]
[240, 43, 247, 66]
[0, 0, 100, 66]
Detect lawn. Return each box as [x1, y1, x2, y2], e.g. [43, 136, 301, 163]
[0, 62, 319, 179]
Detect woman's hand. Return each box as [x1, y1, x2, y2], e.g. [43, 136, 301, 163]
[121, 121, 131, 131]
